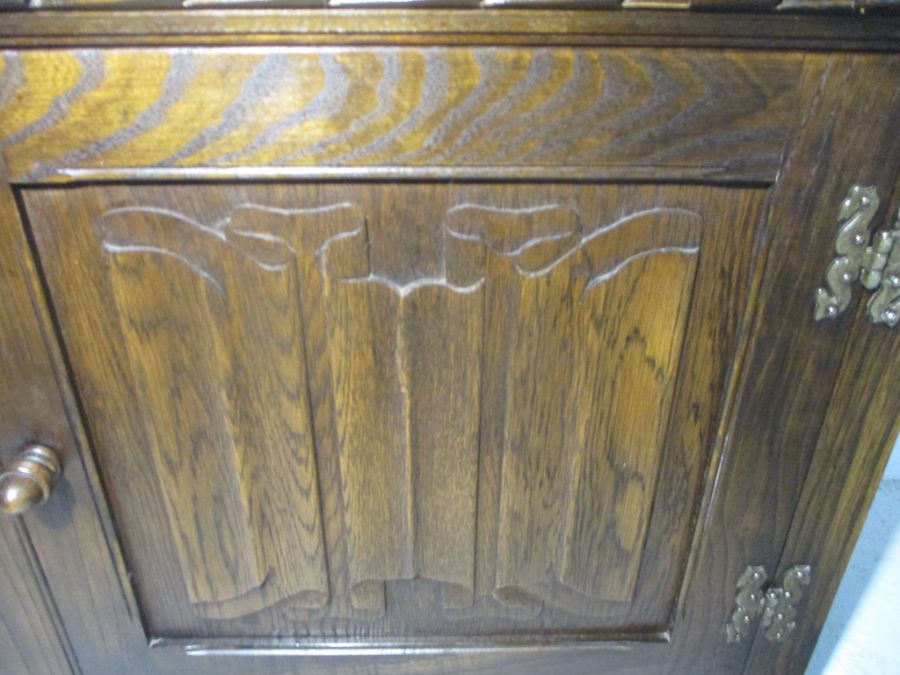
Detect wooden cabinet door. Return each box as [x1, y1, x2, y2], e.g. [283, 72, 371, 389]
[23, 181, 760, 647]
[2, 44, 898, 675]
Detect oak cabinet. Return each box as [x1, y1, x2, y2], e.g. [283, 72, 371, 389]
[0, 10, 898, 675]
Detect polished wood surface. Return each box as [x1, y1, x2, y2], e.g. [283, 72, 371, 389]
[0, 10, 897, 674]
[664, 52, 900, 675]
[23, 181, 763, 644]
[0, 48, 800, 182]
[0, 519, 72, 675]
[743, 174, 900, 674]
[2, 11, 898, 54]
[9, 1, 900, 13]
[0, 181, 150, 674]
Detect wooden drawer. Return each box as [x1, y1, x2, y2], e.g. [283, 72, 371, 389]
[0, 25, 898, 675]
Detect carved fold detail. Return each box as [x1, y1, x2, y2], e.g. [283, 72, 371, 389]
[447, 204, 702, 612]
[97, 204, 361, 618]
[95, 195, 703, 621]
[320, 201, 702, 615]
[321, 223, 483, 611]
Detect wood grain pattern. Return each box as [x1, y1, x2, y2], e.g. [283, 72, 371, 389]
[742, 178, 900, 675]
[322, 197, 484, 611]
[666, 53, 900, 675]
[108, 244, 269, 604]
[0, 18, 895, 675]
[22, 181, 765, 649]
[0, 48, 801, 182]
[476, 207, 700, 608]
[0, 520, 72, 675]
[77, 203, 354, 617]
[0, 181, 150, 674]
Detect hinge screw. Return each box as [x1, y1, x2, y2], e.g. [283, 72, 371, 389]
[826, 304, 839, 317]
[853, 234, 867, 246]
[888, 274, 900, 288]
[884, 309, 898, 323]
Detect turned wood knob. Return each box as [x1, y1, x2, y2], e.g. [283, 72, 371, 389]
[0, 444, 61, 515]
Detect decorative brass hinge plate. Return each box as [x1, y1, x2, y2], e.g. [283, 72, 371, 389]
[815, 185, 900, 327]
[726, 565, 768, 643]
[726, 564, 811, 644]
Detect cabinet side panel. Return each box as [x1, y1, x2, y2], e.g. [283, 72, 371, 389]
[667, 53, 900, 674]
[744, 174, 900, 675]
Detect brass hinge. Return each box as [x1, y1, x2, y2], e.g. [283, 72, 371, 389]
[815, 185, 900, 327]
[726, 564, 811, 644]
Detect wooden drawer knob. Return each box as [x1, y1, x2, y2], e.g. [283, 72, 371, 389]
[0, 445, 61, 515]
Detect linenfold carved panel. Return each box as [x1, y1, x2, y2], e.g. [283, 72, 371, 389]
[23, 181, 775, 638]
[452, 205, 700, 612]
[321, 203, 700, 614]
[81, 186, 703, 623]
[96, 204, 358, 618]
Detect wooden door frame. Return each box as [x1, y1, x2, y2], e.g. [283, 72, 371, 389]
[661, 52, 900, 675]
[744, 176, 900, 675]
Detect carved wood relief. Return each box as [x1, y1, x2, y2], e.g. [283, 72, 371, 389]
[459, 206, 700, 612]
[321, 221, 485, 612]
[25, 183, 769, 637]
[91, 190, 700, 620]
[96, 204, 356, 618]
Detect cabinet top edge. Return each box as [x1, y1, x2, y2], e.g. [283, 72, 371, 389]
[0, 9, 898, 51]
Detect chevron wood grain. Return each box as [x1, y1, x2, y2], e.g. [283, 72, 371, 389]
[0, 48, 801, 182]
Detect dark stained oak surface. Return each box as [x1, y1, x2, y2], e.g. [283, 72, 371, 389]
[0, 181, 149, 675]
[0, 520, 72, 675]
[0, 10, 898, 52]
[23, 181, 764, 645]
[0, 15, 896, 675]
[663, 52, 900, 675]
[0, 48, 801, 182]
[743, 173, 900, 675]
